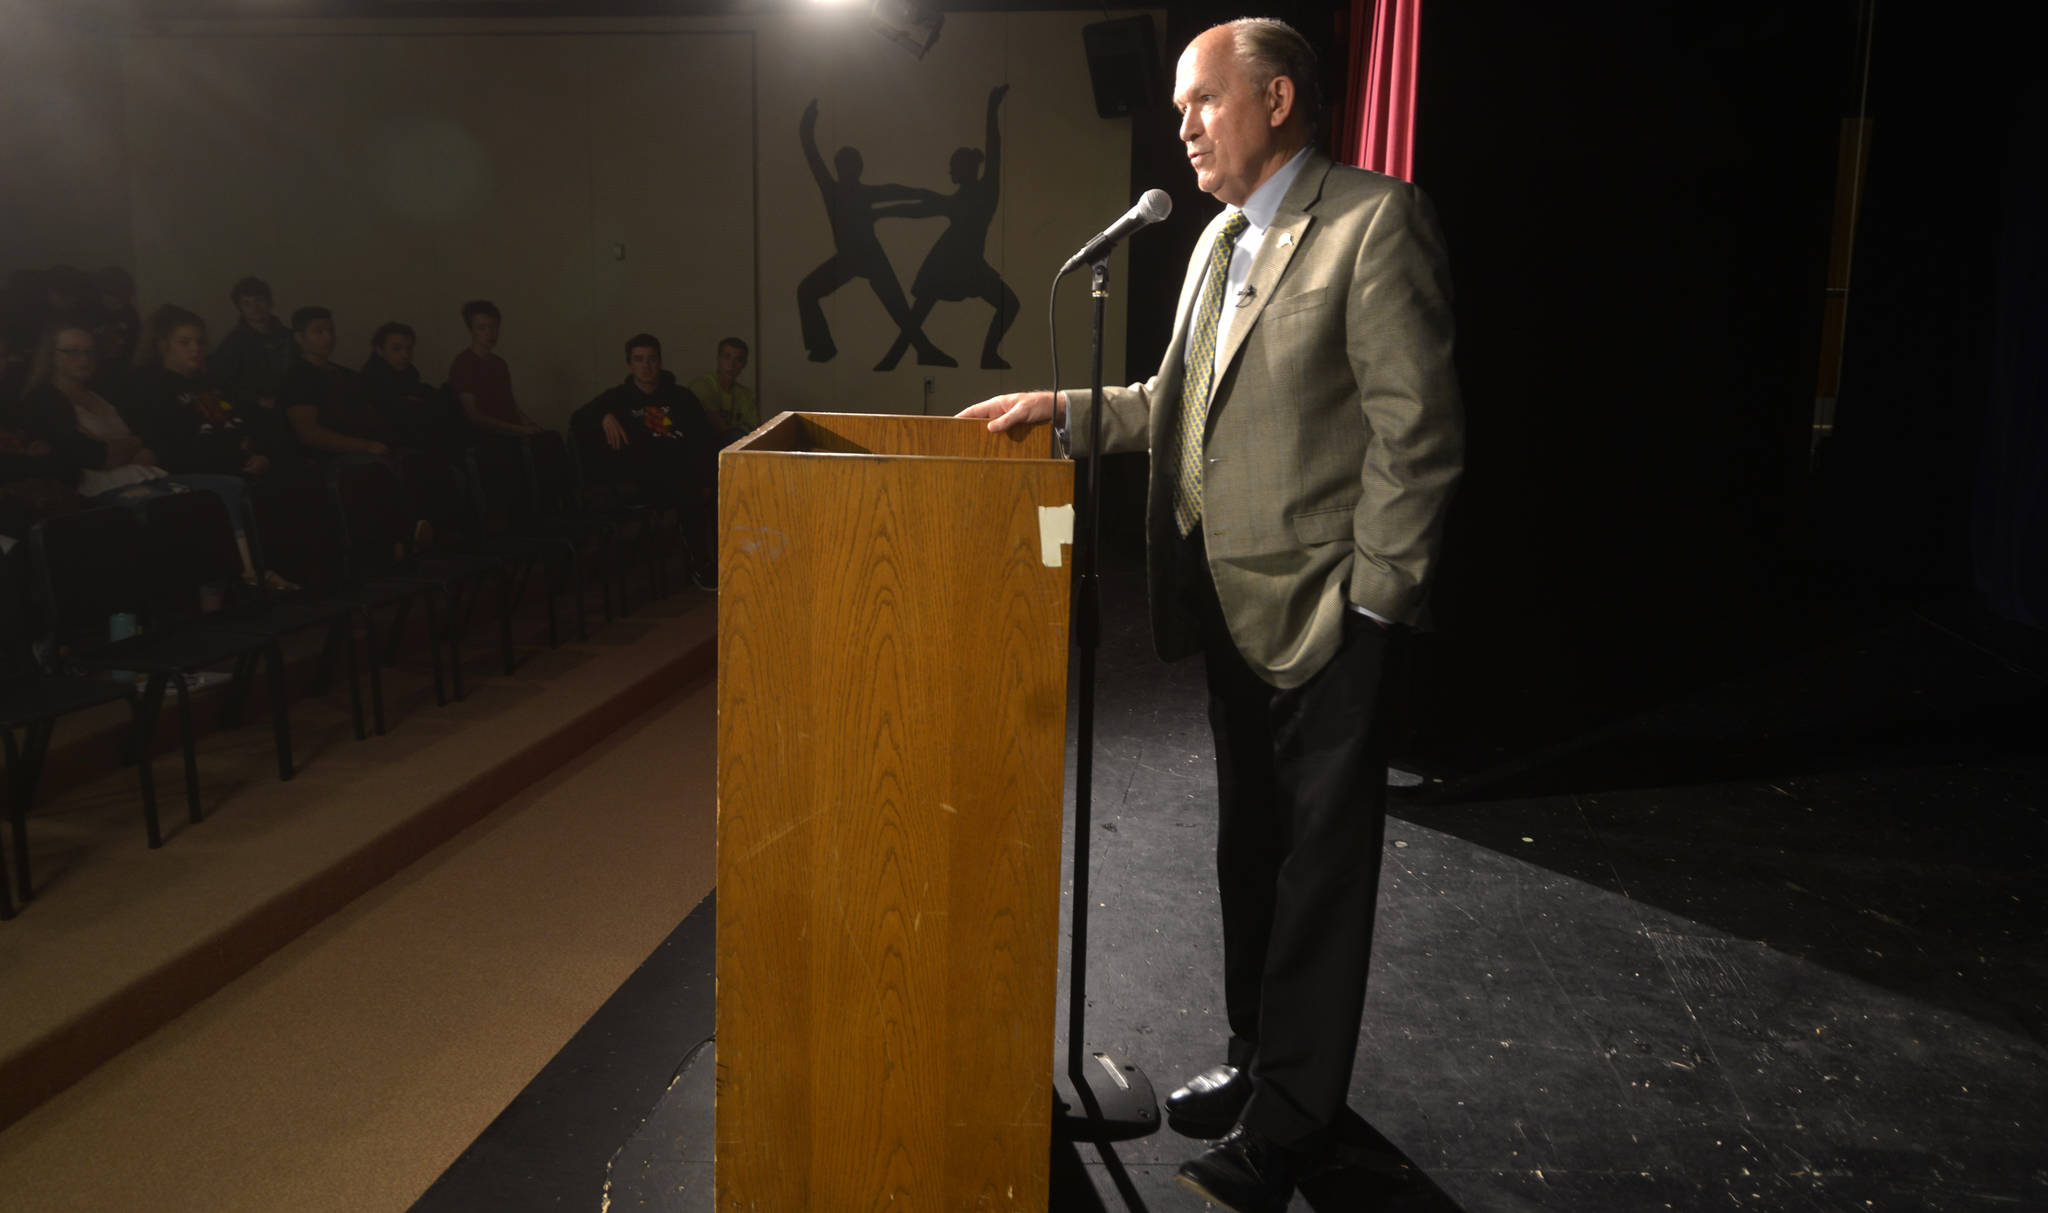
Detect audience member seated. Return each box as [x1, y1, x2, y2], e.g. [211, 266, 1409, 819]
[279, 307, 397, 459]
[571, 332, 719, 587]
[448, 300, 543, 438]
[18, 321, 283, 586]
[359, 322, 468, 454]
[128, 305, 291, 483]
[210, 276, 297, 412]
[18, 323, 170, 500]
[687, 336, 757, 444]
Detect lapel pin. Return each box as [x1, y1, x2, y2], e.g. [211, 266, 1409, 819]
[1276, 231, 1295, 249]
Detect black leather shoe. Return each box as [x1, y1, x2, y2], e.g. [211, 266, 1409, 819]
[1174, 1125, 1304, 1213]
[1164, 1064, 1250, 1138]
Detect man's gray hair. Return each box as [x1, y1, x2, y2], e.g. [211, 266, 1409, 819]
[1226, 17, 1322, 136]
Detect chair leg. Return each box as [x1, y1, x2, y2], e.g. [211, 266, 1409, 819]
[266, 641, 293, 780]
[361, 608, 388, 736]
[22, 718, 54, 804]
[384, 595, 414, 666]
[572, 544, 589, 641]
[339, 618, 366, 741]
[137, 675, 169, 846]
[129, 694, 161, 849]
[419, 591, 448, 706]
[311, 624, 340, 695]
[220, 650, 260, 729]
[16, 720, 59, 903]
[543, 557, 561, 650]
[172, 674, 202, 824]
[447, 583, 472, 703]
[497, 572, 516, 675]
[647, 516, 665, 602]
[616, 527, 635, 618]
[120, 689, 146, 767]
[5, 727, 29, 910]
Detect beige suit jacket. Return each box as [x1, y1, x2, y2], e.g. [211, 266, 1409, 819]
[1070, 151, 1463, 689]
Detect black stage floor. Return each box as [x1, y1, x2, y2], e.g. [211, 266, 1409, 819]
[415, 555, 2048, 1213]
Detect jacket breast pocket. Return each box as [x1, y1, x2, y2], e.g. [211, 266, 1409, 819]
[1262, 286, 1330, 320]
[1289, 505, 1354, 547]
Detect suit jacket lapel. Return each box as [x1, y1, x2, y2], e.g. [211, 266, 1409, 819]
[1212, 153, 1331, 393]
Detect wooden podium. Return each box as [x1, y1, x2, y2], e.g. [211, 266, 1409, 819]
[715, 412, 1074, 1211]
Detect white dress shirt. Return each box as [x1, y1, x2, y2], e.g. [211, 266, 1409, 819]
[1211, 145, 1312, 360]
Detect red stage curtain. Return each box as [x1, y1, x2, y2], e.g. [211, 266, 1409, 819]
[1337, 0, 1422, 180]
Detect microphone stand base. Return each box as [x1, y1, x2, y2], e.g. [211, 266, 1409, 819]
[1052, 1051, 1160, 1143]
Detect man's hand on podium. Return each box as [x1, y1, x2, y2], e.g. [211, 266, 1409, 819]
[958, 390, 1063, 433]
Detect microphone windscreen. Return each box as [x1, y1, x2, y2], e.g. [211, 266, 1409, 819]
[1137, 189, 1173, 222]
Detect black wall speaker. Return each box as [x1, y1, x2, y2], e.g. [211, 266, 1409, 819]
[1083, 16, 1161, 120]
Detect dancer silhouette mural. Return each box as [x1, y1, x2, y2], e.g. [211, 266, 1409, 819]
[877, 86, 1020, 371]
[796, 90, 1020, 372]
[796, 99, 953, 368]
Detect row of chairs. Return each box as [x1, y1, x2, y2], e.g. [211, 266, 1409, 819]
[0, 431, 688, 916]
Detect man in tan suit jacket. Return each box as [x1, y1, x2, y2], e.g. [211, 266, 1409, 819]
[963, 18, 1461, 1211]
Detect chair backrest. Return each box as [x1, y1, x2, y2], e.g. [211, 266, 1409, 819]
[568, 424, 636, 508]
[248, 480, 347, 592]
[401, 449, 468, 538]
[29, 504, 148, 647]
[0, 550, 50, 685]
[328, 458, 414, 579]
[465, 438, 535, 537]
[136, 488, 247, 616]
[525, 430, 578, 517]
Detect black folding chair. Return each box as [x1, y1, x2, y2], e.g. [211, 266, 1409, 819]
[139, 488, 367, 760]
[0, 554, 158, 914]
[568, 427, 669, 612]
[465, 438, 584, 647]
[527, 430, 622, 628]
[240, 480, 413, 734]
[330, 459, 507, 703]
[30, 501, 275, 830]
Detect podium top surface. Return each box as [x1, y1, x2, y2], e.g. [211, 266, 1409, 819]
[728, 411, 1064, 463]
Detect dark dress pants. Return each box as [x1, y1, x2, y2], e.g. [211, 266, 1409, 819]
[1183, 536, 1395, 1150]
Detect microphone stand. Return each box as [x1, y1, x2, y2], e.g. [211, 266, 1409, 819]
[1051, 256, 1159, 1143]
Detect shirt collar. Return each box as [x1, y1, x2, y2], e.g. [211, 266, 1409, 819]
[1231, 145, 1312, 234]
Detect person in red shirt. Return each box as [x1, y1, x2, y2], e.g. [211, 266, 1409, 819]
[446, 299, 542, 438]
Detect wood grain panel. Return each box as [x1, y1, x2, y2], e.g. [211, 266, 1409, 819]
[716, 417, 1071, 1212]
[794, 412, 1061, 461]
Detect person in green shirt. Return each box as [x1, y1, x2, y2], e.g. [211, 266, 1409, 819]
[687, 337, 755, 444]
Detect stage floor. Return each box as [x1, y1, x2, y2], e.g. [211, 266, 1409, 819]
[417, 557, 2048, 1213]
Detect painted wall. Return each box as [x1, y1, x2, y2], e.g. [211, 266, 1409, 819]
[757, 11, 1136, 418]
[118, 29, 753, 422]
[0, 4, 135, 274]
[6, 11, 1147, 427]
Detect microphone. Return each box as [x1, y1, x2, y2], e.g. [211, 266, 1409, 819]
[1058, 189, 1173, 276]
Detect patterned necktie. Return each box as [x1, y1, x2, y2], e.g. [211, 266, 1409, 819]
[1172, 210, 1251, 538]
